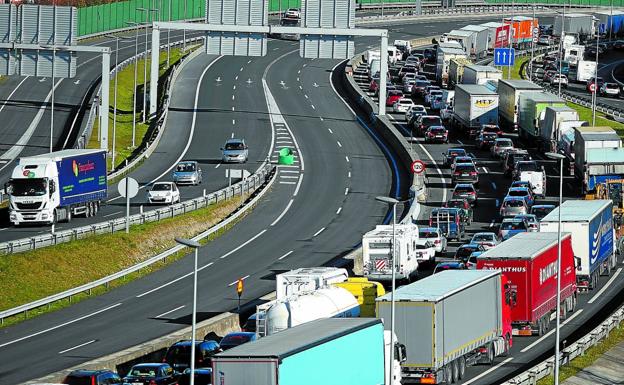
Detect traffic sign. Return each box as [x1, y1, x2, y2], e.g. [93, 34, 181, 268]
[599, 23, 606, 34]
[411, 160, 426, 174]
[117, 177, 139, 198]
[236, 278, 244, 297]
[494, 48, 515, 66]
[589, 83, 596, 93]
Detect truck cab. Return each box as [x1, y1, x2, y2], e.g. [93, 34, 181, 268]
[5, 161, 59, 225]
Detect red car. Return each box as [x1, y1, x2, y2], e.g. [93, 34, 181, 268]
[386, 90, 403, 107]
[424, 126, 448, 143]
[369, 77, 379, 93]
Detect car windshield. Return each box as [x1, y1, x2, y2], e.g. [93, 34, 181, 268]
[401, 67, 416, 74]
[448, 149, 466, 157]
[225, 142, 245, 150]
[473, 234, 494, 242]
[501, 221, 527, 230]
[10, 178, 47, 196]
[504, 199, 525, 207]
[456, 247, 476, 258]
[130, 366, 161, 377]
[419, 230, 439, 238]
[430, 90, 443, 96]
[430, 127, 446, 134]
[415, 80, 430, 87]
[454, 186, 474, 193]
[152, 184, 172, 191]
[435, 264, 462, 273]
[177, 163, 196, 172]
[517, 162, 538, 172]
[532, 207, 552, 216]
[400, 99, 412, 104]
[606, 83, 619, 89]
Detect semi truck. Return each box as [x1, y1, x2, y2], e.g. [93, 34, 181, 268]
[436, 46, 468, 87]
[573, 126, 623, 191]
[540, 200, 617, 291]
[445, 29, 475, 55]
[362, 224, 421, 283]
[554, 13, 594, 38]
[333, 277, 386, 317]
[477, 232, 578, 336]
[593, 10, 624, 36]
[376, 270, 513, 384]
[460, 25, 490, 58]
[574, 60, 597, 83]
[504, 16, 539, 48]
[275, 267, 348, 299]
[538, 106, 585, 153]
[518, 92, 566, 142]
[212, 318, 404, 385]
[497, 79, 543, 131]
[448, 57, 473, 89]
[480, 22, 511, 51]
[451, 84, 499, 134]
[462, 64, 503, 85]
[5, 149, 107, 226]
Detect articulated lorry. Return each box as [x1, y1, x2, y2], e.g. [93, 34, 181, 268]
[362, 224, 421, 283]
[460, 25, 490, 58]
[573, 126, 624, 193]
[451, 84, 499, 135]
[275, 267, 348, 299]
[593, 10, 624, 36]
[497, 79, 543, 131]
[436, 46, 468, 87]
[447, 57, 473, 89]
[540, 200, 617, 291]
[478, 232, 578, 336]
[376, 270, 512, 384]
[480, 22, 511, 51]
[462, 64, 503, 85]
[554, 13, 594, 38]
[6, 149, 107, 226]
[518, 92, 566, 142]
[538, 106, 586, 153]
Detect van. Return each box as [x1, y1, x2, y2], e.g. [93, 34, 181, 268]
[387, 46, 399, 64]
[429, 208, 465, 241]
[368, 59, 380, 80]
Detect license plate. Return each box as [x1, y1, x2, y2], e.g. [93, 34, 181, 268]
[462, 174, 468, 176]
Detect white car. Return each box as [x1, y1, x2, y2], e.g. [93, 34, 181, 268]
[470, 232, 500, 250]
[284, 8, 300, 18]
[440, 106, 453, 121]
[401, 73, 417, 85]
[147, 182, 180, 205]
[414, 238, 437, 264]
[403, 79, 416, 94]
[419, 227, 447, 254]
[600, 82, 621, 97]
[405, 104, 426, 121]
[393, 98, 415, 113]
[550, 74, 568, 88]
[425, 90, 444, 106]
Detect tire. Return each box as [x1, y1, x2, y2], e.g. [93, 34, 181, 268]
[501, 335, 511, 357]
[486, 343, 495, 365]
[85, 203, 92, 218]
[65, 206, 72, 223]
[537, 318, 544, 336]
[451, 360, 459, 383]
[561, 300, 568, 321]
[458, 356, 466, 379]
[444, 365, 453, 384]
[93, 202, 99, 216]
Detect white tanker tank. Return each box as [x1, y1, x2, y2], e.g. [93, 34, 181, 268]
[255, 286, 360, 337]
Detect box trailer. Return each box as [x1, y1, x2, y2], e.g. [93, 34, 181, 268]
[376, 270, 512, 384]
[451, 84, 499, 135]
[573, 126, 622, 182]
[362, 224, 421, 283]
[460, 25, 490, 58]
[593, 10, 624, 36]
[212, 318, 395, 385]
[445, 29, 474, 55]
[275, 267, 348, 299]
[540, 200, 617, 291]
[477, 232, 578, 336]
[538, 106, 583, 152]
[462, 64, 503, 85]
[504, 16, 538, 47]
[554, 13, 594, 37]
[518, 92, 566, 141]
[436, 46, 468, 87]
[497, 79, 542, 131]
[574, 60, 597, 83]
[480, 22, 511, 50]
[448, 57, 473, 89]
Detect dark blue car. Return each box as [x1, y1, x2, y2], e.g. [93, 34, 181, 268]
[164, 339, 221, 371]
[220, 332, 257, 351]
[123, 363, 178, 385]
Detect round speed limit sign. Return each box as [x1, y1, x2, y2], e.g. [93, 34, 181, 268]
[590, 83, 597, 93]
[411, 160, 426, 174]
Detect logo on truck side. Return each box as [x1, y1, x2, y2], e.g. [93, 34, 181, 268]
[539, 261, 558, 285]
[590, 211, 613, 265]
[72, 159, 96, 177]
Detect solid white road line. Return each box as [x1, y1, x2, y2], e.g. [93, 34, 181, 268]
[589, 268, 622, 304]
[278, 250, 293, 260]
[0, 303, 122, 348]
[462, 358, 514, 385]
[336, 207, 342, 215]
[228, 275, 250, 286]
[280, 170, 299, 173]
[337, 141, 342, 148]
[58, 339, 97, 355]
[137, 272, 194, 298]
[103, 211, 123, 218]
[155, 305, 185, 319]
[279, 181, 297, 184]
[313, 227, 326, 237]
[220, 230, 267, 259]
[520, 309, 585, 352]
[294, 174, 304, 196]
[271, 199, 294, 226]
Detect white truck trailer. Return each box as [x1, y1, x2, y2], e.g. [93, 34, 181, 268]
[275, 267, 348, 299]
[462, 64, 503, 85]
[362, 224, 420, 283]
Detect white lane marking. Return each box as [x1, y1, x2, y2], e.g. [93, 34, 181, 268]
[348, 171, 351, 178]
[280, 169, 299, 173]
[297, 70, 301, 74]
[247, 60, 252, 64]
[0, 303, 122, 348]
[345, 187, 349, 195]
[232, 119, 236, 125]
[58, 339, 97, 355]
[228, 274, 250, 286]
[232, 106, 235, 111]
[345, 156, 350, 162]
[520, 309, 585, 352]
[337, 141, 342, 148]
[0, 77, 28, 115]
[137, 272, 193, 297]
[233, 85, 236, 90]
[311, 105, 315, 110]
[155, 305, 185, 319]
[313, 227, 326, 237]
[103, 211, 122, 218]
[220, 229, 267, 259]
[462, 358, 514, 385]
[320, 117, 324, 121]
[235, 75, 238, 80]
[297, 77, 300, 81]
[278, 250, 293, 260]
[457, 140, 464, 145]
[231, 132, 234, 139]
[239, 67, 243, 72]
[294, 174, 304, 196]
[589, 268, 622, 304]
[336, 207, 342, 215]
[280, 181, 297, 184]
[489, 220, 495, 228]
[491, 181, 497, 190]
[271, 199, 294, 226]
[280, 175, 299, 179]
[232, 95, 235, 101]
[215, 163, 221, 169]
[304, 94, 308, 99]
[328, 128, 333, 134]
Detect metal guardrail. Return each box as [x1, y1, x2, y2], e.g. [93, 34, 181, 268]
[0, 162, 276, 323]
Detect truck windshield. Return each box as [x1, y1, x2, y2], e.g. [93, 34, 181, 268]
[517, 162, 539, 172]
[10, 178, 47, 196]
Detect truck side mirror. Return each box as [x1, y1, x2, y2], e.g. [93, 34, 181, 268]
[575, 256, 582, 271]
[511, 290, 517, 307]
[49, 180, 56, 194]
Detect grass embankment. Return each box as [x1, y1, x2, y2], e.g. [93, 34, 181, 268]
[87, 49, 185, 171]
[0, 195, 250, 328]
[537, 322, 624, 385]
[502, 56, 529, 80]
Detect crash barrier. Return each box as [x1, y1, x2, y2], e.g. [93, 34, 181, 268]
[0, 163, 276, 323]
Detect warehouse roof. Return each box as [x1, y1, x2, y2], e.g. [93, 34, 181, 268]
[376, 270, 498, 302]
[541, 199, 612, 222]
[477, 232, 569, 261]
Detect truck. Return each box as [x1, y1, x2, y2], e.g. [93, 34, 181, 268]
[554, 13, 594, 38]
[538, 106, 583, 153]
[580, 148, 624, 195]
[275, 267, 348, 299]
[574, 60, 597, 83]
[477, 232, 578, 336]
[376, 270, 513, 384]
[504, 16, 538, 48]
[436, 46, 468, 87]
[573, 126, 622, 189]
[497, 79, 543, 131]
[254, 287, 359, 337]
[445, 29, 475, 55]
[462, 64, 503, 85]
[366, 49, 380, 64]
[516, 160, 547, 198]
[540, 200, 617, 291]
[362, 224, 420, 283]
[564, 44, 585, 66]
[460, 25, 490, 58]
[451, 84, 499, 134]
[448, 57, 473, 89]
[480, 22, 511, 51]
[333, 277, 386, 317]
[212, 318, 404, 385]
[5, 149, 107, 226]
[517, 92, 566, 142]
[593, 10, 624, 36]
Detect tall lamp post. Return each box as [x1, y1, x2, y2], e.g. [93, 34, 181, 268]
[175, 237, 201, 385]
[592, 17, 600, 126]
[137, 7, 159, 123]
[126, 21, 141, 148]
[546, 152, 565, 385]
[375, 195, 399, 385]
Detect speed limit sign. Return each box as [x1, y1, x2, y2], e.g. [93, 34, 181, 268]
[590, 83, 596, 93]
[411, 160, 426, 174]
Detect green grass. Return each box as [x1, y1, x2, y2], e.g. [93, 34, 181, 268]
[0, 194, 251, 328]
[88, 49, 186, 171]
[537, 322, 624, 385]
[502, 56, 530, 80]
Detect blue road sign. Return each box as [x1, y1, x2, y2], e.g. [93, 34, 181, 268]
[494, 48, 516, 66]
[599, 23, 606, 34]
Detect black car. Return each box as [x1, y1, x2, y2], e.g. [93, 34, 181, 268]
[64, 369, 122, 385]
[177, 368, 213, 385]
[123, 363, 178, 385]
[164, 339, 221, 371]
[443, 148, 467, 167]
[452, 163, 479, 186]
[454, 244, 486, 263]
[503, 150, 530, 177]
[477, 132, 498, 149]
[416, 115, 443, 136]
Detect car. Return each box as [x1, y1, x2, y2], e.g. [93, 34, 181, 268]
[411, 79, 431, 98]
[386, 90, 404, 107]
[220, 332, 258, 351]
[511, 180, 532, 190]
[164, 339, 221, 371]
[173, 161, 202, 186]
[418, 227, 447, 254]
[586, 76, 605, 93]
[512, 160, 541, 181]
[284, 8, 300, 18]
[615, 40, 624, 49]
[476, 132, 498, 149]
[415, 115, 443, 136]
[401, 72, 418, 85]
[63, 369, 122, 385]
[500, 196, 528, 218]
[543, 69, 557, 83]
[424, 126, 448, 143]
[514, 214, 540, 232]
[470, 232, 499, 249]
[375, 83, 397, 98]
[454, 243, 486, 263]
[450, 156, 475, 172]
[480, 124, 503, 136]
[503, 149, 530, 176]
[442, 148, 467, 167]
[405, 55, 421, 67]
[405, 104, 427, 122]
[177, 368, 213, 385]
[506, 186, 534, 207]
[452, 163, 479, 186]
[498, 217, 529, 240]
[425, 89, 444, 106]
[537, 35, 554, 45]
[452, 183, 478, 207]
[440, 106, 453, 121]
[424, 85, 441, 98]
[398, 64, 417, 81]
[444, 198, 473, 225]
[465, 252, 482, 269]
[403, 79, 417, 93]
[221, 138, 249, 163]
[491, 138, 514, 158]
[123, 363, 178, 385]
[393, 97, 415, 113]
[430, 95, 446, 111]
[531, 204, 556, 221]
[369, 75, 380, 93]
[414, 239, 437, 264]
[600, 82, 621, 97]
[550, 74, 568, 88]
[147, 182, 180, 205]
[433, 261, 466, 274]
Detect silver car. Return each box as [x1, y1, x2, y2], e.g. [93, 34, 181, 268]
[514, 214, 540, 232]
[173, 161, 202, 185]
[418, 227, 447, 254]
[500, 197, 528, 218]
[221, 139, 248, 163]
[470, 232, 499, 250]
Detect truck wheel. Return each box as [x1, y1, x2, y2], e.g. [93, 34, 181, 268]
[451, 360, 459, 383]
[560, 301, 568, 321]
[458, 356, 466, 379]
[486, 343, 495, 365]
[444, 365, 452, 384]
[93, 202, 99, 216]
[64, 207, 72, 223]
[537, 319, 544, 336]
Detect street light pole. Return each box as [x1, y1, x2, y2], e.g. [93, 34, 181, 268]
[175, 237, 201, 385]
[167, 0, 171, 67]
[592, 17, 599, 126]
[546, 152, 565, 385]
[126, 21, 140, 148]
[137, 7, 158, 123]
[50, 5, 56, 153]
[112, 36, 119, 168]
[558, 7, 565, 97]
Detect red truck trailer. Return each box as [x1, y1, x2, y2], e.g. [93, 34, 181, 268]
[477, 232, 577, 336]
